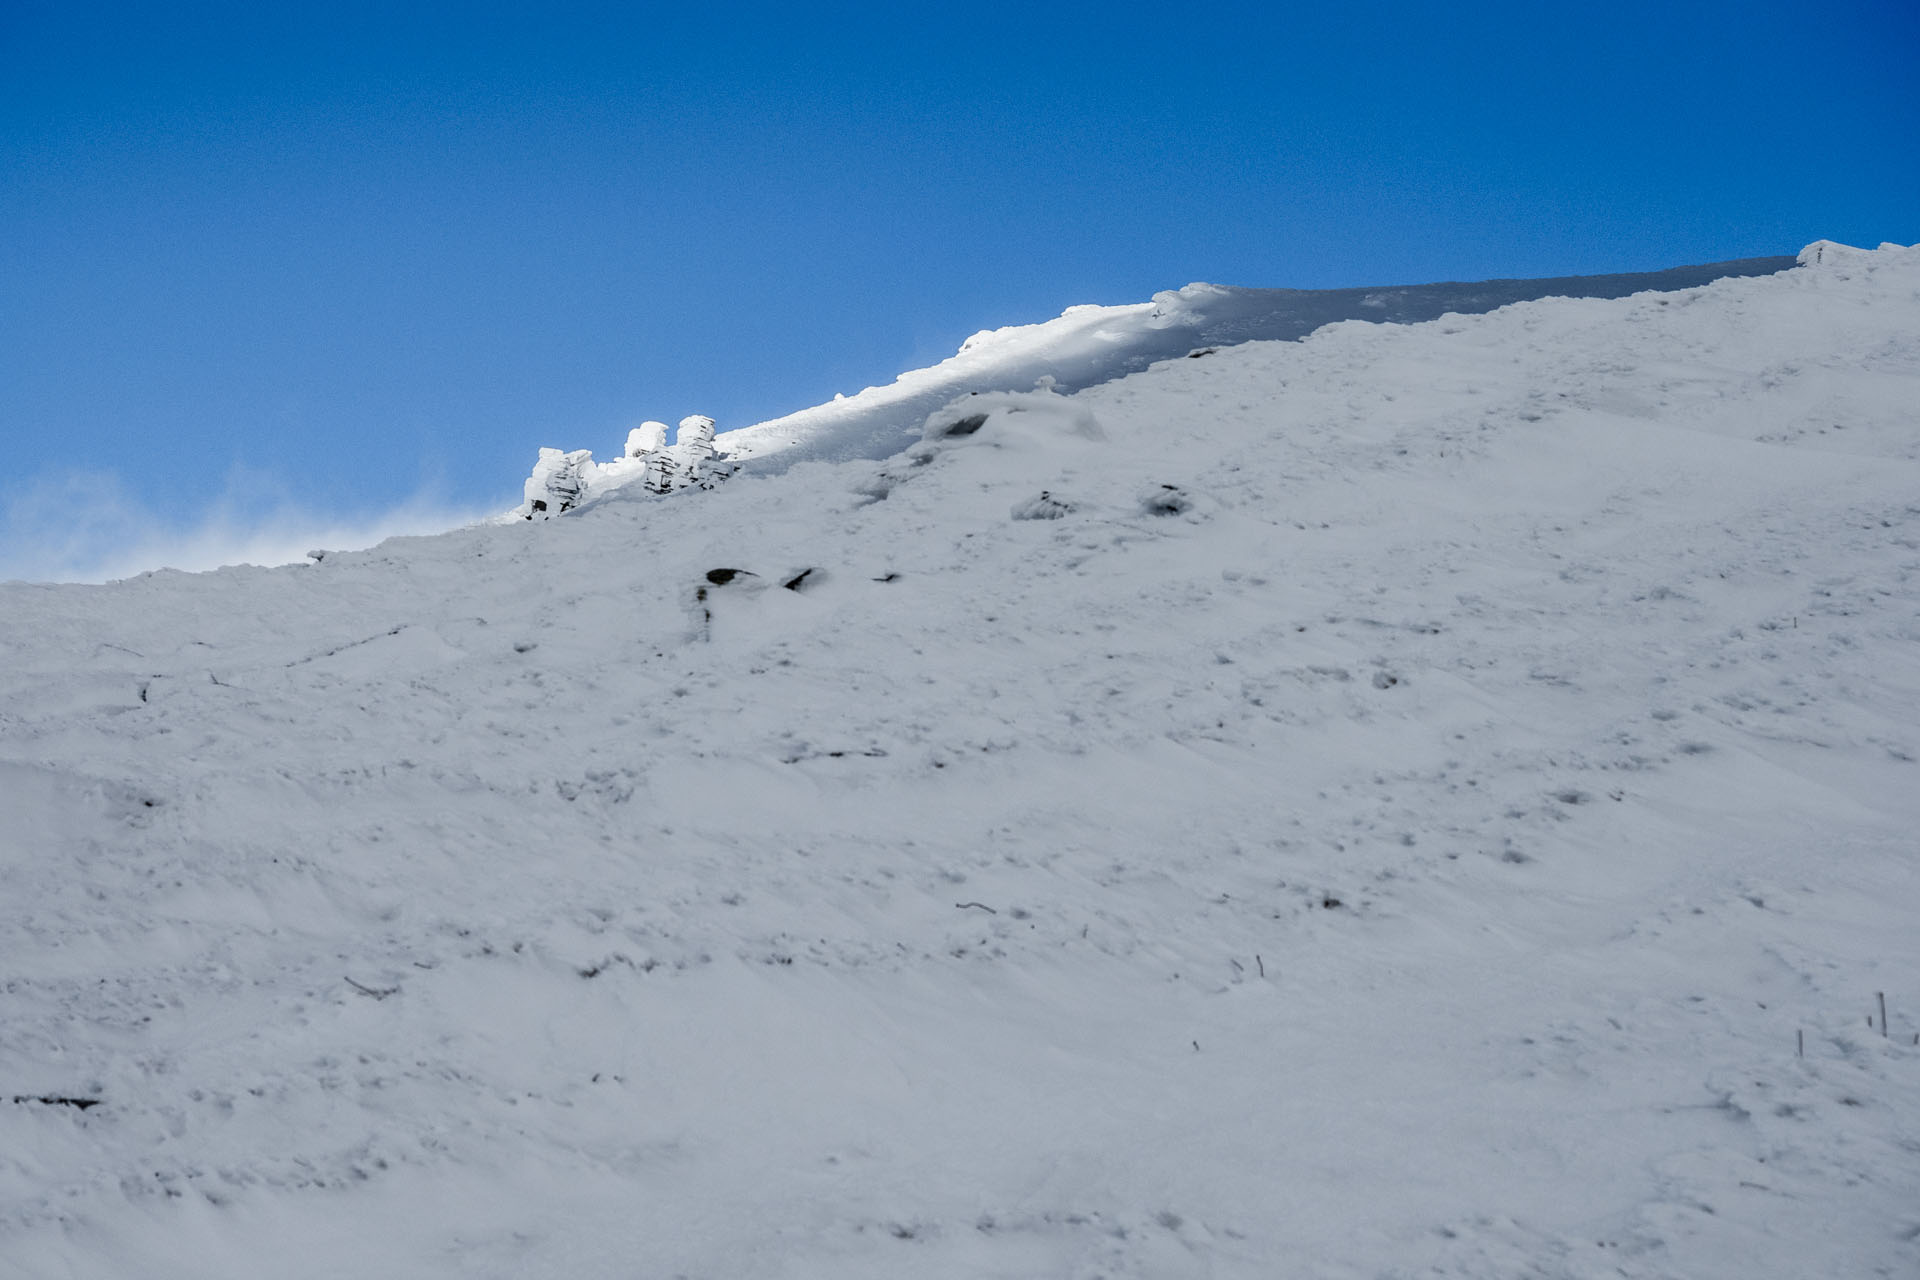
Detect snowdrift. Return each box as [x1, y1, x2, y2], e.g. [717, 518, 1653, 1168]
[3, 242, 1918, 1279]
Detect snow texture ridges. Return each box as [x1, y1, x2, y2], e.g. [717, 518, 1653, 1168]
[2, 242, 1917, 1280]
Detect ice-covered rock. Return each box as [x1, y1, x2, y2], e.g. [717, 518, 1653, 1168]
[517, 447, 593, 520]
[506, 415, 735, 517]
[642, 446, 679, 495]
[675, 414, 718, 484]
[625, 421, 670, 458]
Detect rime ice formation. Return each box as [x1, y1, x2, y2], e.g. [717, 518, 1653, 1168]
[624, 420, 669, 459]
[514, 414, 733, 518]
[518, 446, 592, 518]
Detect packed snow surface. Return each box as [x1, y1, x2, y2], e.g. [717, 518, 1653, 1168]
[4, 242, 1919, 1278]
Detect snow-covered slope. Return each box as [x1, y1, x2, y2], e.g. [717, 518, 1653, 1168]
[717, 254, 1798, 469]
[516, 253, 1796, 517]
[4, 242, 1918, 1279]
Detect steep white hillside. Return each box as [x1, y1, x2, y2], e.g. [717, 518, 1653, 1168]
[2, 242, 1917, 1280]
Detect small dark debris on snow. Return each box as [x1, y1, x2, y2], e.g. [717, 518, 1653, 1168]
[788, 746, 888, 763]
[13, 1095, 100, 1110]
[1012, 491, 1074, 520]
[1371, 671, 1399, 689]
[931, 412, 989, 438]
[782, 568, 817, 591]
[344, 976, 400, 1000]
[874, 572, 900, 582]
[1187, 347, 1218, 359]
[579, 956, 636, 978]
[956, 901, 997, 914]
[1140, 484, 1193, 516]
[706, 568, 755, 585]
[1320, 895, 1343, 909]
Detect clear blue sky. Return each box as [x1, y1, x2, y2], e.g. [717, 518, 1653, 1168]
[3, 1, 1916, 578]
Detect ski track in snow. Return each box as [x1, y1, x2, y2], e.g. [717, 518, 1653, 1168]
[2, 243, 1918, 1278]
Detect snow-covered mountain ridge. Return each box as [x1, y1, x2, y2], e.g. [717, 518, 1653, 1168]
[512, 251, 1798, 518]
[3, 241, 1918, 1278]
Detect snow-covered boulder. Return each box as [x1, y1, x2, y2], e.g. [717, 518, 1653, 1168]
[642, 446, 680, 495]
[506, 414, 737, 519]
[517, 447, 593, 520]
[677, 414, 716, 456]
[1795, 239, 1885, 276]
[919, 388, 1106, 449]
[675, 414, 718, 484]
[625, 421, 670, 458]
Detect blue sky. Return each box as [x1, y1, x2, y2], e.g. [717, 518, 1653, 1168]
[4, 1, 1916, 580]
